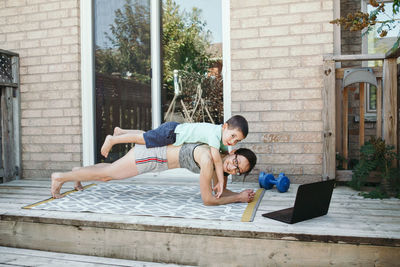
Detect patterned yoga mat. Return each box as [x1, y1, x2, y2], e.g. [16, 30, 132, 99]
[23, 183, 265, 222]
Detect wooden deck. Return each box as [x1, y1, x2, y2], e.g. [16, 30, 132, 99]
[1, 171, 400, 266]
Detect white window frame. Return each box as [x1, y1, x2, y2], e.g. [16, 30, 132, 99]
[151, 0, 162, 129]
[80, 0, 231, 164]
[80, 0, 95, 166]
[361, 0, 395, 55]
[360, 0, 393, 120]
[222, 0, 231, 121]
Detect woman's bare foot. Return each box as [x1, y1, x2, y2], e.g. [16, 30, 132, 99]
[113, 127, 124, 136]
[51, 173, 65, 199]
[71, 167, 84, 190]
[101, 135, 114, 158]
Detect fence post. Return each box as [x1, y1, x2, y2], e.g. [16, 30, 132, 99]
[322, 60, 336, 179]
[382, 58, 398, 166]
[12, 55, 21, 179]
[359, 83, 365, 147]
[342, 87, 349, 170]
[376, 78, 382, 138]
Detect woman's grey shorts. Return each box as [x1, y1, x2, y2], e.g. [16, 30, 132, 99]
[134, 144, 168, 174]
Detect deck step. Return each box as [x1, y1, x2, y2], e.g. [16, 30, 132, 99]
[0, 246, 188, 266]
[1, 212, 400, 267]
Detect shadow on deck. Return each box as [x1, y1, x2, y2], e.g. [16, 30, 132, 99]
[0, 171, 399, 266]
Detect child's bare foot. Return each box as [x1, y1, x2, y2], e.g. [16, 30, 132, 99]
[101, 135, 113, 158]
[74, 181, 84, 191]
[70, 167, 84, 191]
[113, 127, 123, 136]
[51, 173, 64, 199]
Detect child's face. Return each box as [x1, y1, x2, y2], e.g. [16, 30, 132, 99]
[222, 124, 245, 146]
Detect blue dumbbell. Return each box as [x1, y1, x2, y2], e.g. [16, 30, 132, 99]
[259, 172, 290, 193]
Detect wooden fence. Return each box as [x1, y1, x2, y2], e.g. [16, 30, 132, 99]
[323, 52, 399, 181]
[95, 73, 151, 163]
[0, 49, 21, 183]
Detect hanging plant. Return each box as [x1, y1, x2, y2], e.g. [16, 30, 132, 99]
[330, 0, 400, 49]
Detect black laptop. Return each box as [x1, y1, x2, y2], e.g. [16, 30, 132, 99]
[262, 179, 335, 224]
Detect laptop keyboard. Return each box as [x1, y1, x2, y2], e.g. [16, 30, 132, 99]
[263, 207, 294, 222]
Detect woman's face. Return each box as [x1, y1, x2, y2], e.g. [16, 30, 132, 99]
[223, 153, 250, 175]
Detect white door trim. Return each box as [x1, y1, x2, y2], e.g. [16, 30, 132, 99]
[222, 0, 232, 182]
[80, 0, 95, 166]
[222, 0, 231, 121]
[151, 0, 162, 129]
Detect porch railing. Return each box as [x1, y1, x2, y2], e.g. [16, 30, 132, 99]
[0, 49, 21, 182]
[323, 50, 399, 180]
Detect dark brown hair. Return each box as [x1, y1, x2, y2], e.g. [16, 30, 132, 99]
[226, 115, 248, 137]
[235, 148, 257, 175]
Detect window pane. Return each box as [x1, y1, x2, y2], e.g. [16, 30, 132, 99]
[367, 2, 400, 66]
[368, 85, 377, 111]
[161, 0, 223, 124]
[94, 0, 151, 163]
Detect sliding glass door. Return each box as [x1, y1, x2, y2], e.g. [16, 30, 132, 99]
[86, 0, 224, 163]
[94, 0, 152, 162]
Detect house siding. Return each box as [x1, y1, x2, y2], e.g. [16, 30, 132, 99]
[230, 0, 334, 182]
[0, 0, 81, 178]
[0, 0, 337, 182]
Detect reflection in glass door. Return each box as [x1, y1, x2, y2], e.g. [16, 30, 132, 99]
[94, 0, 151, 163]
[161, 0, 223, 124]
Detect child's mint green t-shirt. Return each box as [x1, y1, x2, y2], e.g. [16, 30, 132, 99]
[174, 123, 228, 152]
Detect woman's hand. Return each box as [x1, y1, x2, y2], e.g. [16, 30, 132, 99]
[213, 182, 224, 198]
[238, 189, 255, 203]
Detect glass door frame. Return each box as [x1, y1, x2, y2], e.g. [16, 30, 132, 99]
[80, 0, 95, 166]
[80, 0, 231, 165]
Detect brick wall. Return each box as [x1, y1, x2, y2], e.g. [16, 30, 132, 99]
[340, 0, 361, 65]
[0, 0, 81, 178]
[230, 0, 334, 182]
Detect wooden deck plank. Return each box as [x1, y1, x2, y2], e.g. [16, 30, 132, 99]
[3, 203, 400, 223]
[0, 246, 186, 266]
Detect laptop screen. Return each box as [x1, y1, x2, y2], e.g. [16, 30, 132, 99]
[292, 179, 335, 222]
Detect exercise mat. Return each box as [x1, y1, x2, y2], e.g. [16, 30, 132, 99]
[23, 183, 264, 222]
